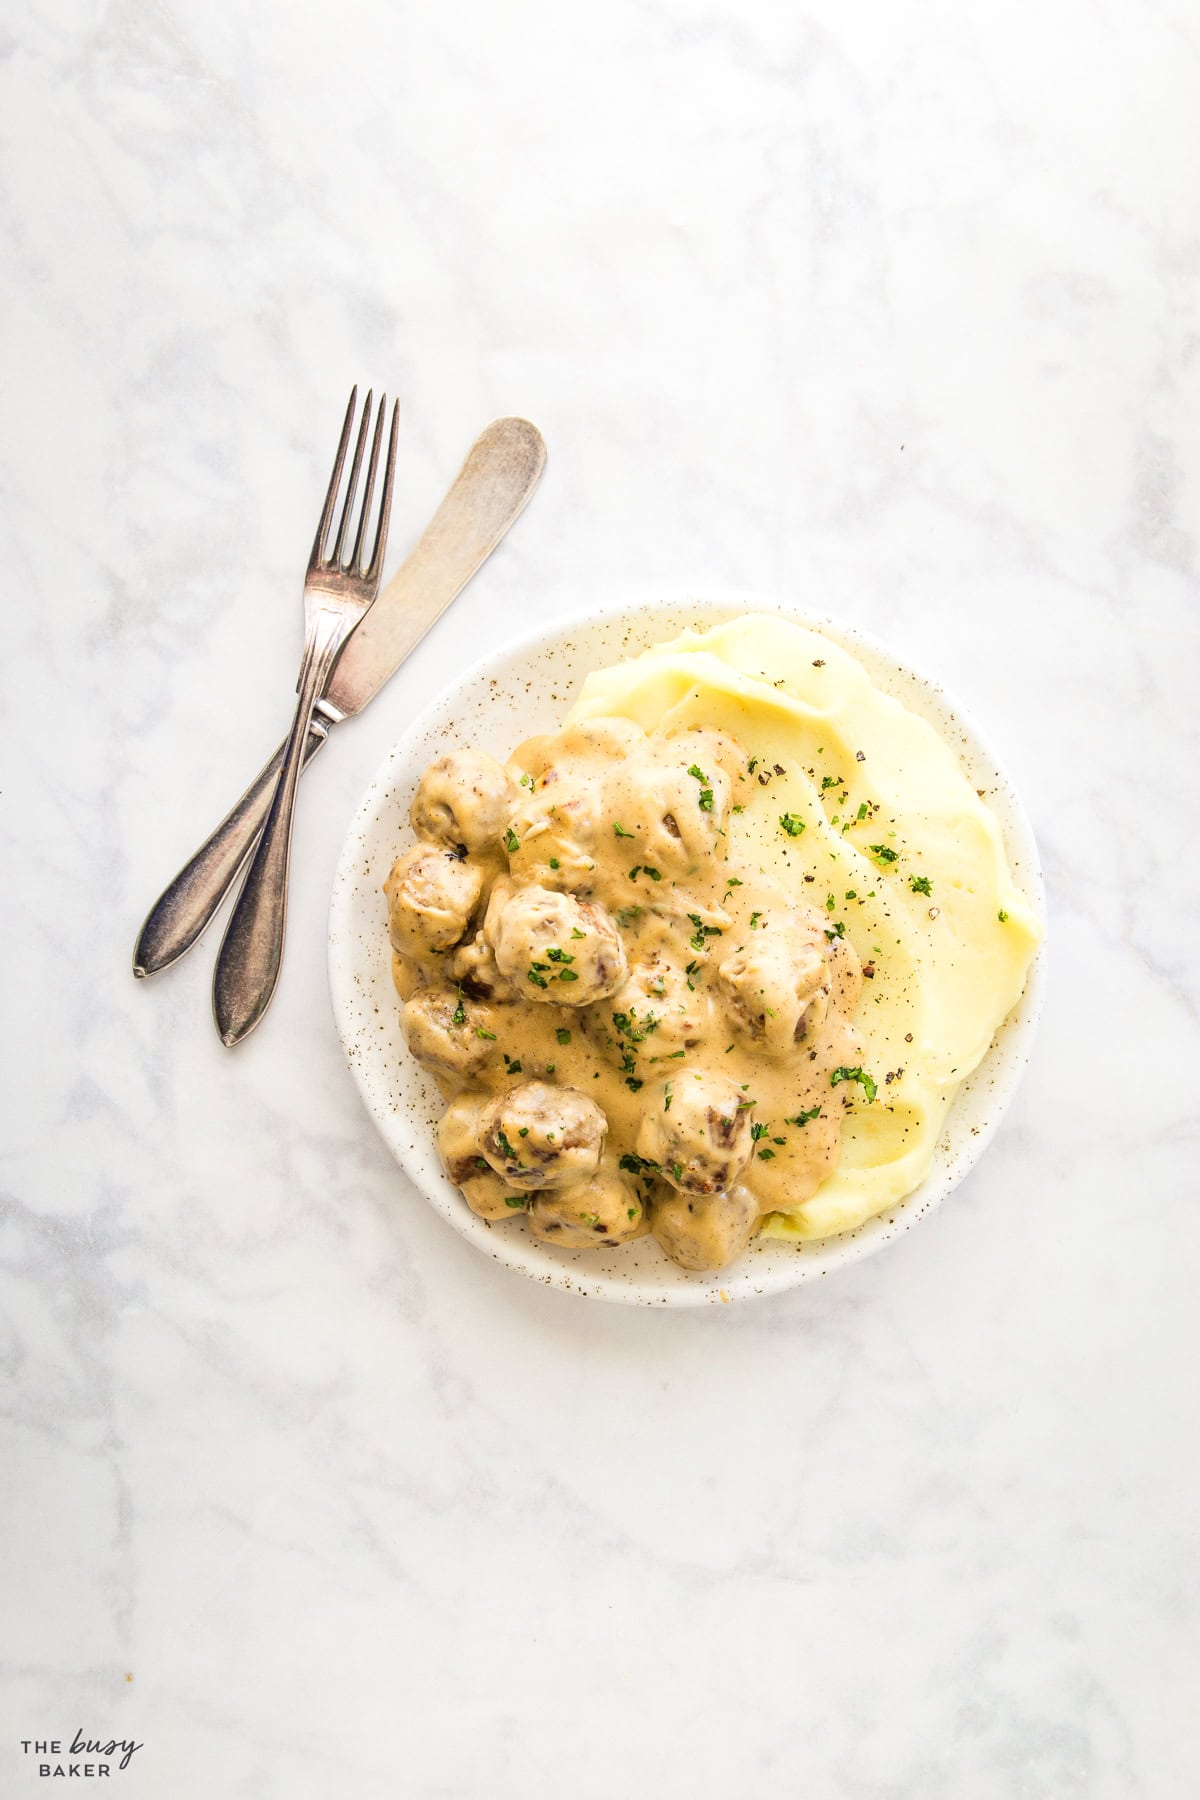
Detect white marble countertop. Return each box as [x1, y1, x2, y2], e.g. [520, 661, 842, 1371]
[3, 2, 1199, 1794]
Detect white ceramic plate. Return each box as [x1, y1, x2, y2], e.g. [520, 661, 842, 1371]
[329, 593, 1045, 1307]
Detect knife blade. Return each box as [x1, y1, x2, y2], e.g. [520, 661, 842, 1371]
[132, 417, 547, 978]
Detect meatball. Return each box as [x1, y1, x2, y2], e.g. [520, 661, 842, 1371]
[661, 724, 749, 788]
[437, 1095, 528, 1221]
[586, 956, 711, 1065]
[505, 775, 604, 891]
[636, 1071, 754, 1196]
[716, 919, 832, 1054]
[479, 1081, 606, 1191]
[528, 1160, 647, 1248]
[410, 750, 516, 852]
[650, 1181, 759, 1272]
[483, 882, 626, 1006]
[384, 844, 483, 962]
[605, 758, 732, 868]
[448, 930, 519, 1003]
[401, 985, 497, 1082]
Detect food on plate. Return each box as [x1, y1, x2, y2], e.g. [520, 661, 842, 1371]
[383, 614, 1041, 1270]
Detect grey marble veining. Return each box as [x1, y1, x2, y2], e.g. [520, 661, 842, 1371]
[1, 1, 1199, 1794]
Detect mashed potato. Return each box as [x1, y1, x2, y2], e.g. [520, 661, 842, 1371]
[567, 613, 1042, 1240]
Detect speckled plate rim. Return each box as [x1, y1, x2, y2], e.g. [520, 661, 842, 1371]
[329, 591, 1045, 1307]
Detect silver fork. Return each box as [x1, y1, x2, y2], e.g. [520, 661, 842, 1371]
[212, 387, 398, 1046]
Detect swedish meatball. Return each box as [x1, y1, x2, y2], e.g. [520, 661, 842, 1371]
[402, 985, 497, 1082]
[606, 758, 732, 867]
[661, 724, 749, 788]
[636, 1071, 754, 1195]
[483, 882, 626, 1006]
[384, 844, 482, 962]
[479, 1081, 606, 1190]
[528, 1160, 647, 1248]
[717, 918, 832, 1054]
[448, 930, 519, 1003]
[410, 750, 516, 852]
[587, 956, 711, 1061]
[437, 1095, 527, 1220]
[651, 1181, 759, 1271]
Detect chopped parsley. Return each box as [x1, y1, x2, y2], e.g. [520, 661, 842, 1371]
[570, 927, 585, 939]
[750, 910, 763, 929]
[619, 1152, 660, 1177]
[526, 966, 548, 989]
[548, 856, 560, 870]
[757, 1147, 776, 1161]
[557, 969, 579, 983]
[615, 905, 644, 928]
[495, 1131, 518, 1161]
[910, 875, 932, 896]
[503, 827, 520, 854]
[824, 921, 845, 940]
[612, 822, 634, 838]
[750, 1122, 769, 1141]
[687, 913, 724, 952]
[475, 1026, 497, 1040]
[545, 947, 573, 963]
[779, 813, 806, 837]
[998, 909, 1009, 923]
[785, 1106, 822, 1126]
[831, 1066, 878, 1103]
[502, 1053, 522, 1074]
[870, 843, 898, 864]
[519, 772, 534, 790]
[451, 987, 466, 1025]
[504, 1196, 527, 1209]
[556, 1028, 571, 1045]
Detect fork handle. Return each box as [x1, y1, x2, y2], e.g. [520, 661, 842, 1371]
[211, 620, 344, 1045]
[131, 721, 330, 978]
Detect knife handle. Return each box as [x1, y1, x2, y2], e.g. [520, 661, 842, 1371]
[132, 720, 329, 979]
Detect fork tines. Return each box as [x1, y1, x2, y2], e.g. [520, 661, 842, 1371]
[310, 386, 399, 582]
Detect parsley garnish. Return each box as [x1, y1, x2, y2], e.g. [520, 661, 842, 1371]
[548, 857, 560, 869]
[451, 987, 466, 1026]
[570, 927, 585, 939]
[687, 913, 723, 952]
[824, 922, 845, 940]
[749, 910, 762, 929]
[504, 1196, 527, 1209]
[619, 1152, 659, 1176]
[910, 875, 932, 896]
[476, 1027, 497, 1040]
[998, 909, 1009, 923]
[503, 827, 520, 853]
[612, 822, 634, 838]
[870, 844, 898, 864]
[556, 1028, 571, 1045]
[503, 1054, 522, 1074]
[784, 1106, 822, 1126]
[519, 772, 534, 790]
[779, 813, 806, 837]
[831, 1066, 877, 1103]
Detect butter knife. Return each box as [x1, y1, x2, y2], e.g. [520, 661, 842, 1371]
[133, 417, 546, 978]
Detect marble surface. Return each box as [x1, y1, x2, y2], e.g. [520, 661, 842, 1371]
[2, 0, 1198, 1793]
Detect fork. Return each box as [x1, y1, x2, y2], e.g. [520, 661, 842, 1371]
[212, 386, 398, 1046]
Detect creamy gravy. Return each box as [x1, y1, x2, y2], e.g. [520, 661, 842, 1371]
[386, 716, 865, 1271]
